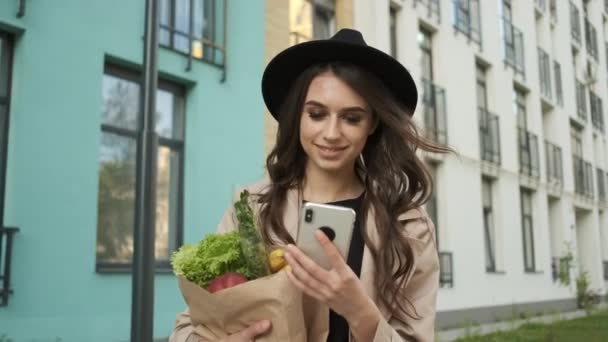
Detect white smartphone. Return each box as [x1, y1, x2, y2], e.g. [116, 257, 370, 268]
[296, 202, 356, 270]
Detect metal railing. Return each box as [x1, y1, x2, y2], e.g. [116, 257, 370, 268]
[573, 156, 594, 199]
[422, 78, 448, 144]
[585, 18, 599, 61]
[575, 79, 587, 122]
[439, 251, 453, 287]
[590, 91, 605, 132]
[570, 2, 582, 47]
[0, 227, 19, 307]
[518, 128, 540, 178]
[452, 0, 482, 46]
[545, 141, 563, 186]
[503, 18, 525, 78]
[479, 107, 501, 164]
[538, 48, 552, 100]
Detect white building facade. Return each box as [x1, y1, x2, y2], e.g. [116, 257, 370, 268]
[352, 0, 608, 329]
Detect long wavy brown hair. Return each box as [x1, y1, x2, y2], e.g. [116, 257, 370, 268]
[257, 62, 451, 324]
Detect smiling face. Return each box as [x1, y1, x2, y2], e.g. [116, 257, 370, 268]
[299, 71, 377, 176]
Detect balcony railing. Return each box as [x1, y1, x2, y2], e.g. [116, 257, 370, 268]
[422, 78, 448, 144]
[518, 128, 540, 178]
[503, 18, 525, 78]
[575, 79, 587, 122]
[414, 0, 441, 20]
[0, 227, 19, 307]
[452, 0, 482, 46]
[573, 156, 594, 199]
[439, 251, 453, 287]
[585, 18, 599, 61]
[590, 91, 605, 132]
[570, 2, 582, 47]
[598, 168, 606, 202]
[538, 48, 552, 100]
[479, 107, 501, 164]
[545, 141, 563, 186]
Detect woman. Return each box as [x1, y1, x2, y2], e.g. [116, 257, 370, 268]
[171, 28, 450, 342]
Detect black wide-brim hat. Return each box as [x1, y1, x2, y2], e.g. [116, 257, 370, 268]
[262, 28, 418, 121]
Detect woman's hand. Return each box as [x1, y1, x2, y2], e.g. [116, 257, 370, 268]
[284, 230, 382, 340]
[220, 320, 271, 342]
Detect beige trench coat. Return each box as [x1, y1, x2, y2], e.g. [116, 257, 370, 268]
[170, 179, 439, 342]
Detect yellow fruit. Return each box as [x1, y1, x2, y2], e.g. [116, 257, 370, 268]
[269, 248, 287, 273]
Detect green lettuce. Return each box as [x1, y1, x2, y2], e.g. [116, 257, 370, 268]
[171, 231, 254, 288]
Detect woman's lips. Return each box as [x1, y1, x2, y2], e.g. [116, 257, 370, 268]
[316, 145, 347, 159]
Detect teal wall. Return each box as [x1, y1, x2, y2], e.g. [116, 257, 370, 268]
[0, 0, 266, 341]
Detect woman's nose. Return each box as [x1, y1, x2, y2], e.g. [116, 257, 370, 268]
[323, 115, 341, 140]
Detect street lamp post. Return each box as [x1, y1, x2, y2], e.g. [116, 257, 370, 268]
[131, 0, 159, 340]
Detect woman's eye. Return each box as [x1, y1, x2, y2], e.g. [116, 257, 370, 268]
[344, 115, 362, 124]
[308, 111, 325, 120]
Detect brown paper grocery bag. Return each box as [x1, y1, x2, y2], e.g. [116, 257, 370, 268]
[177, 271, 328, 341]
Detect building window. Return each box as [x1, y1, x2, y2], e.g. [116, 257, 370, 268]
[289, 0, 336, 44]
[0, 33, 13, 224]
[584, 18, 599, 61]
[389, 5, 398, 58]
[516, 88, 539, 178]
[575, 78, 587, 121]
[570, 2, 582, 46]
[477, 64, 501, 164]
[96, 65, 185, 272]
[502, 20, 525, 76]
[520, 189, 536, 272]
[453, 0, 482, 46]
[159, 0, 225, 65]
[419, 28, 448, 144]
[482, 178, 497, 272]
[554, 61, 563, 106]
[538, 47, 552, 100]
[571, 127, 594, 199]
[590, 91, 604, 133]
[427, 164, 439, 248]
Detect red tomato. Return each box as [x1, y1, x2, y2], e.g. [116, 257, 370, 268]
[207, 272, 248, 293]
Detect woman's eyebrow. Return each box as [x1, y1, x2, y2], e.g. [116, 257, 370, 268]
[304, 101, 368, 113]
[340, 106, 367, 113]
[304, 100, 327, 108]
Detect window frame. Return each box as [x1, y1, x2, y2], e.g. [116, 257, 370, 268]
[553, 61, 563, 106]
[158, 0, 223, 66]
[482, 177, 497, 272]
[95, 64, 186, 273]
[0, 32, 14, 227]
[520, 189, 536, 272]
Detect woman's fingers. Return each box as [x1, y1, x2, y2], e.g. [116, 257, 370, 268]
[314, 230, 348, 272]
[284, 250, 333, 298]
